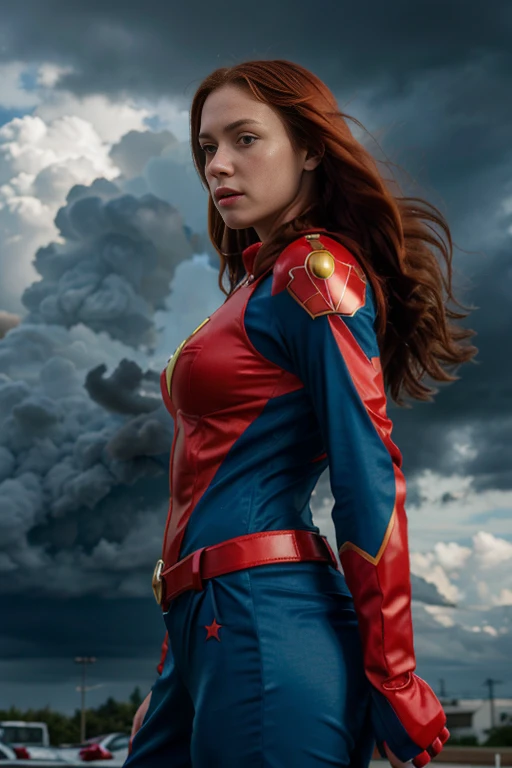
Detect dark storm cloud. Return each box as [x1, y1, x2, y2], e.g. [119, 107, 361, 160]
[0, 595, 163, 659]
[22, 187, 194, 348]
[110, 129, 179, 179]
[410, 574, 455, 607]
[0, 579, 454, 664]
[0, 0, 510, 102]
[382, 235, 512, 492]
[0, 319, 174, 598]
[85, 359, 161, 415]
[0, 0, 511, 687]
[0, 311, 20, 339]
[118, 134, 212, 240]
[105, 410, 171, 463]
[0, 174, 210, 600]
[412, 603, 512, 665]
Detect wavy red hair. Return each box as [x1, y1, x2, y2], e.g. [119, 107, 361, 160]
[189, 59, 478, 407]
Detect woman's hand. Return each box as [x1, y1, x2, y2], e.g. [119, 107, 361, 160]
[131, 691, 152, 740]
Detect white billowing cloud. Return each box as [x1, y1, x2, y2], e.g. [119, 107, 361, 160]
[494, 588, 512, 606]
[313, 467, 512, 558]
[312, 473, 512, 665]
[135, 96, 191, 142]
[403, 533, 512, 671]
[422, 606, 456, 628]
[0, 60, 150, 144]
[35, 92, 151, 145]
[432, 540, 472, 571]
[0, 114, 118, 185]
[0, 113, 122, 311]
[410, 550, 463, 604]
[35, 64, 74, 89]
[0, 63, 41, 110]
[403, 469, 512, 550]
[473, 529, 512, 569]
[410, 530, 512, 616]
[0, 63, 194, 314]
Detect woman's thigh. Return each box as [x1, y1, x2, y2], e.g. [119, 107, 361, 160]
[171, 563, 374, 768]
[251, 564, 374, 766]
[123, 640, 194, 768]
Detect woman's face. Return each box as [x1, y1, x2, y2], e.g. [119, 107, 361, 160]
[198, 84, 321, 244]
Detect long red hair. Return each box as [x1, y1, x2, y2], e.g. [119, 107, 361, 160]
[189, 59, 478, 407]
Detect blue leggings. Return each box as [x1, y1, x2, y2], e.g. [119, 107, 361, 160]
[124, 562, 374, 767]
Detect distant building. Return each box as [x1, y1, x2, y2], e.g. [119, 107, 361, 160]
[441, 698, 512, 744]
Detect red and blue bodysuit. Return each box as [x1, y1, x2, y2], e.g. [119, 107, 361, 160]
[125, 230, 448, 768]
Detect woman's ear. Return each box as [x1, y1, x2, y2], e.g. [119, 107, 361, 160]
[304, 145, 324, 171]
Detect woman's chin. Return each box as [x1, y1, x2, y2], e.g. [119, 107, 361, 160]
[220, 214, 255, 230]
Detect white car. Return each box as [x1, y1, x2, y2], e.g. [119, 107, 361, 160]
[0, 721, 68, 762]
[0, 739, 17, 760]
[59, 733, 130, 764]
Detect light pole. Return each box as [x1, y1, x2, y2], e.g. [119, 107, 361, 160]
[74, 657, 96, 742]
[483, 678, 502, 730]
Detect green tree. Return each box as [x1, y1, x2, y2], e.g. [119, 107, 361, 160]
[0, 687, 143, 745]
[446, 735, 479, 746]
[0, 706, 80, 745]
[129, 687, 143, 710]
[483, 725, 512, 747]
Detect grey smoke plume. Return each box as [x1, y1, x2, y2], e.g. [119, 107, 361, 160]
[21, 185, 195, 348]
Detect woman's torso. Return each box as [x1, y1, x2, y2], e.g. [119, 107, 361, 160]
[159, 238, 333, 569]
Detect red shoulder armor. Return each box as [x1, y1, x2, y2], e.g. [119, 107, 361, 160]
[271, 233, 367, 319]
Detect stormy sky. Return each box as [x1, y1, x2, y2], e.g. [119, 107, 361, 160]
[0, 0, 511, 713]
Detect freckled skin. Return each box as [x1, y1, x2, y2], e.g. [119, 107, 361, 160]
[199, 84, 322, 243]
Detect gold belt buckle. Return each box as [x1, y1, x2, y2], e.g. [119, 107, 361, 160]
[152, 559, 165, 605]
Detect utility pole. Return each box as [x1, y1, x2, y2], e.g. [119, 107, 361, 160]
[74, 657, 96, 742]
[483, 678, 502, 730]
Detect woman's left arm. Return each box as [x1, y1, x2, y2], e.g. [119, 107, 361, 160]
[269, 234, 449, 767]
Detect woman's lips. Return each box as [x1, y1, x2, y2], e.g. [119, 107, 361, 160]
[218, 194, 245, 207]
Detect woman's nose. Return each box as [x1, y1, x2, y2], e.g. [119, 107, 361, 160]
[208, 147, 235, 175]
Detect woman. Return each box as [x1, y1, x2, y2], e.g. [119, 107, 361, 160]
[125, 59, 477, 768]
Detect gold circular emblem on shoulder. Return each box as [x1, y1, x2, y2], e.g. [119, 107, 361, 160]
[308, 250, 335, 279]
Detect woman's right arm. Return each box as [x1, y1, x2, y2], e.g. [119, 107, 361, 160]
[267, 234, 449, 766]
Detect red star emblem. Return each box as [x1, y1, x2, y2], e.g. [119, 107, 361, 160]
[204, 618, 222, 641]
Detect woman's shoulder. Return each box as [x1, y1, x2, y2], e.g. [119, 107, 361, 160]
[271, 230, 368, 320]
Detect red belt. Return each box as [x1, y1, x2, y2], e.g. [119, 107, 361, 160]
[152, 529, 339, 611]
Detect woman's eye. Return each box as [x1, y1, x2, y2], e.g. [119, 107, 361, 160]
[200, 135, 257, 154]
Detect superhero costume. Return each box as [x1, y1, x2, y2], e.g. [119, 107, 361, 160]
[124, 230, 449, 768]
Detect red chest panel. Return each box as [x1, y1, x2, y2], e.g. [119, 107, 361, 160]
[158, 276, 303, 567]
[160, 280, 293, 417]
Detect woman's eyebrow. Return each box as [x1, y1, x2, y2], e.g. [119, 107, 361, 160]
[198, 118, 262, 140]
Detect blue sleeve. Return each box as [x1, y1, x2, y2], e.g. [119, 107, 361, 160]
[265, 279, 400, 560]
[246, 271, 448, 763]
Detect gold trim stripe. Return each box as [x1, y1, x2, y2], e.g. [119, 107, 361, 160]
[338, 506, 396, 565]
[165, 317, 210, 398]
